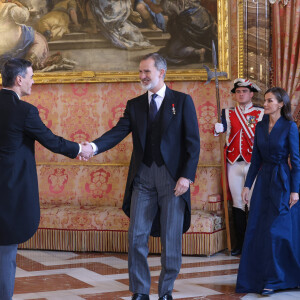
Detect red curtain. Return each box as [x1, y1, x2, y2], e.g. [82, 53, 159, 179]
[272, 0, 300, 123]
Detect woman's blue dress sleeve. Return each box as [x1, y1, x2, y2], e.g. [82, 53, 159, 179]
[289, 122, 300, 193]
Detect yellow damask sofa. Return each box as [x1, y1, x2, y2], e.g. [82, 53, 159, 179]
[18, 83, 226, 256]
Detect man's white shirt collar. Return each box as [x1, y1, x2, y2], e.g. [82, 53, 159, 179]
[148, 84, 166, 110]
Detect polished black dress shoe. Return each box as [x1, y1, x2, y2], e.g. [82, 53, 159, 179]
[158, 295, 173, 300]
[231, 247, 242, 256]
[131, 293, 150, 300]
[261, 288, 274, 295]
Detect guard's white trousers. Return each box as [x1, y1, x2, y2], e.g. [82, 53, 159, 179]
[227, 161, 255, 211]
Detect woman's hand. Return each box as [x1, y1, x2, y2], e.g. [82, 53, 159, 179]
[289, 192, 299, 208]
[241, 187, 250, 205]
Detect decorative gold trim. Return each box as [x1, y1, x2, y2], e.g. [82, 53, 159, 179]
[36, 162, 221, 167]
[237, 0, 244, 78]
[218, 0, 231, 79]
[0, 0, 235, 84]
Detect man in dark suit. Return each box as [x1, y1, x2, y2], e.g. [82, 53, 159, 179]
[86, 53, 200, 300]
[0, 58, 92, 300]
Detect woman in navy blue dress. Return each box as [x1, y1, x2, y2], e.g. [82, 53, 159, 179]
[236, 87, 300, 295]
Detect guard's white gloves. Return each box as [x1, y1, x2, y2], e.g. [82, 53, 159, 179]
[214, 123, 224, 136]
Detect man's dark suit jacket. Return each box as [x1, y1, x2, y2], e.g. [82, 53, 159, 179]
[0, 89, 79, 245]
[93, 86, 200, 236]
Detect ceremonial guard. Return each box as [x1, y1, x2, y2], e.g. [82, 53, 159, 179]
[214, 78, 264, 256]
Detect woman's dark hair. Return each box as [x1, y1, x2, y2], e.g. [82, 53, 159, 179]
[1, 58, 32, 88]
[264, 87, 293, 121]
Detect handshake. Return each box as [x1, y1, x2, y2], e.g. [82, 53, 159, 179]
[78, 141, 94, 161]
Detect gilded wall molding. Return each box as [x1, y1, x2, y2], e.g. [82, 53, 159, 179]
[238, 0, 245, 78]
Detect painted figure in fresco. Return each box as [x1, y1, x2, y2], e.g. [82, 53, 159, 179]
[132, 0, 166, 31]
[0, 58, 91, 299]
[214, 79, 264, 256]
[88, 0, 152, 50]
[236, 87, 300, 295]
[80, 53, 200, 300]
[143, 0, 218, 64]
[75, 0, 98, 34]
[13, 0, 48, 15]
[0, 0, 49, 69]
[35, 0, 81, 41]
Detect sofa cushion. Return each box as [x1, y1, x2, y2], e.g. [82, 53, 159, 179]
[40, 204, 130, 230]
[40, 204, 224, 233]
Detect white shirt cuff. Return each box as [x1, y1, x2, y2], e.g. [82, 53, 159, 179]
[214, 130, 220, 137]
[90, 142, 98, 155]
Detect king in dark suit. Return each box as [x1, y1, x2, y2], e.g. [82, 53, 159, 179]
[0, 58, 91, 300]
[88, 53, 200, 300]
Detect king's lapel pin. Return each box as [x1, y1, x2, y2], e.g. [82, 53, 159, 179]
[172, 104, 176, 115]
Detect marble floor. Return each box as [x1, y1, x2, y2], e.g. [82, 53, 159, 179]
[13, 250, 300, 300]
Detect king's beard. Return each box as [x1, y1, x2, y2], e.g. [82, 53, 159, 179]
[140, 77, 159, 91]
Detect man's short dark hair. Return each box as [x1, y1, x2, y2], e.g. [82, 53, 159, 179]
[1, 59, 32, 88]
[141, 53, 167, 78]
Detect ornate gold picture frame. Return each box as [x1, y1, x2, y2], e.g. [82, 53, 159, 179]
[0, 0, 243, 84]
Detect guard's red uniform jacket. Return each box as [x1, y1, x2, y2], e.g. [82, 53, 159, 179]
[222, 103, 264, 164]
